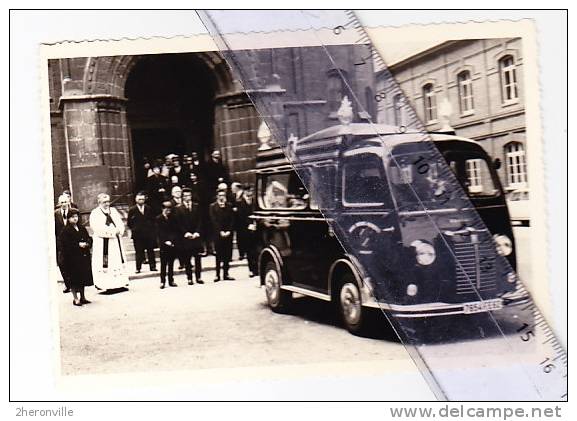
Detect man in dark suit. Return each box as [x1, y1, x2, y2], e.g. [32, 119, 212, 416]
[209, 190, 235, 282]
[237, 188, 258, 276]
[169, 157, 189, 186]
[230, 182, 246, 259]
[54, 194, 73, 293]
[205, 150, 230, 204]
[156, 201, 179, 288]
[147, 165, 169, 215]
[175, 188, 204, 285]
[127, 192, 157, 274]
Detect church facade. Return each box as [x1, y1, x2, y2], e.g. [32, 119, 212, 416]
[47, 45, 375, 212]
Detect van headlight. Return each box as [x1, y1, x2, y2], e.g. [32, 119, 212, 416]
[411, 240, 436, 266]
[493, 234, 513, 256]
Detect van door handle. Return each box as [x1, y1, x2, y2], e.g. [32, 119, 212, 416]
[381, 226, 395, 233]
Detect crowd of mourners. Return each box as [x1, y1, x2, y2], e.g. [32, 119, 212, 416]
[54, 150, 258, 307]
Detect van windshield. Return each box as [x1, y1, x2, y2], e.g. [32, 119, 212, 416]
[388, 143, 500, 209]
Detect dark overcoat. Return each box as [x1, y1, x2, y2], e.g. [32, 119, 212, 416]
[59, 224, 94, 288]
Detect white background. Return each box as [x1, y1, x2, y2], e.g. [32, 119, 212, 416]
[7, 5, 569, 419]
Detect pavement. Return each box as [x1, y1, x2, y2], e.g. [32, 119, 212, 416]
[57, 226, 539, 399]
[58, 264, 407, 378]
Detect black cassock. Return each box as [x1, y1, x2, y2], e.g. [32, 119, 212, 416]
[59, 224, 94, 289]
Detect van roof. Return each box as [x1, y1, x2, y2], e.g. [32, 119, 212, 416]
[297, 123, 479, 147]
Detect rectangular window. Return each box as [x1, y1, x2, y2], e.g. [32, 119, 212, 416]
[306, 164, 336, 210]
[342, 156, 389, 207]
[393, 94, 404, 126]
[505, 143, 527, 188]
[500, 56, 519, 103]
[458, 72, 475, 114]
[423, 84, 437, 123]
[259, 172, 308, 210]
[466, 159, 482, 193]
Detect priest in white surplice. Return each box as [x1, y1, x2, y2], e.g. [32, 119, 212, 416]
[89, 193, 129, 290]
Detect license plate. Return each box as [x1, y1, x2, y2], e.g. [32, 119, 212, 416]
[463, 298, 503, 314]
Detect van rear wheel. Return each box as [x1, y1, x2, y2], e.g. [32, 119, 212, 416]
[337, 273, 366, 335]
[263, 261, 292, 313]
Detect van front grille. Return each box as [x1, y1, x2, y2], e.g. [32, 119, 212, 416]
[452, 239, 497, 295]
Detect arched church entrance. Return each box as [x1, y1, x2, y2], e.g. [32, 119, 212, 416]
[54, 51, 260, 212]
[125, 54, 216, 191]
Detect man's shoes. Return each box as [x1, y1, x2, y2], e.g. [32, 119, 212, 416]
[214, 278, 220, 283]
[196, 279, 204, 285]
[80, 298, 91, 304]
[150, 267, 158, 271]
[188, 280, 194, 285]
[249, 272, 257, 278]
[224, 275, 235, 281]
[73, 300, 82, 306]
[169, 282, 178, 287]
[160, 283, 165, 289]
[135, 269, 141, 274]
[62, 288, 71, 294]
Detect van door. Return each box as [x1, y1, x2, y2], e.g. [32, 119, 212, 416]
[338, 152, 400, 299]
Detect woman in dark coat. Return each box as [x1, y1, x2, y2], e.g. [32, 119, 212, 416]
[59, 209, 94, 306]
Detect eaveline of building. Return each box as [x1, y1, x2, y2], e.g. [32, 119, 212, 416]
[251, 96, 529, 335]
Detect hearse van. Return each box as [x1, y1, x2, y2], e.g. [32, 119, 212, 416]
[252, 120, 528, 334]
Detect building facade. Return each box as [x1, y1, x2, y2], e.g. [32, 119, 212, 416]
[48, 46, 374, 212]
[377, 38, 529, 200]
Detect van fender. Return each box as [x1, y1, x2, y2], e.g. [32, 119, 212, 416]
[258, 245, 284, 286]
[328, 256, 364, 296]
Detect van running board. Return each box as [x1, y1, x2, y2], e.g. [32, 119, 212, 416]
[280, 285, 331, 301]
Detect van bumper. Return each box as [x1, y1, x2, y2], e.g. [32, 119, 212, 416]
[361, 288, 531, 319]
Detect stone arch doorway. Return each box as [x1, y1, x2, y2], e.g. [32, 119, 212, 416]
[125, 53, 217, 191]
[52, 51, 259, 212]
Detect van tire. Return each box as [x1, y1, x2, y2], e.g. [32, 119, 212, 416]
[336, 272, 367, 335]
[263, 260, 292, 313]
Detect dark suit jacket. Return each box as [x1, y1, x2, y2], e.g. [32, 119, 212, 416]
[127, 204, 156, 241]
[169, 166, 189, 185]
[209, 202, 234, 233]
[54, 208, 68, 240]
[237, 200, 255, 230]
[156, 214, 179, 249]
[175, 203, 203, 253]
[147, 175, 169, 200]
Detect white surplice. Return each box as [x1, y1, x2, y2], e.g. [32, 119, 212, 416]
[89, 206, 129, 290]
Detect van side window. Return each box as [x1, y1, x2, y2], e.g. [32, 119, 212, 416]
[260, 172, 308, 210]
[342, 156, 389, 206]
[305, 165, 336, 210]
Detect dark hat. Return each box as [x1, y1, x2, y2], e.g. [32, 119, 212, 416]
[67, 208, 80, 219]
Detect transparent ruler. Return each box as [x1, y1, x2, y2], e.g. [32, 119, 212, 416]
[198, 10, 567, 400]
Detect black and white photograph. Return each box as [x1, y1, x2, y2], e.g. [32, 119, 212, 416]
[35, 14, 565, 401]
